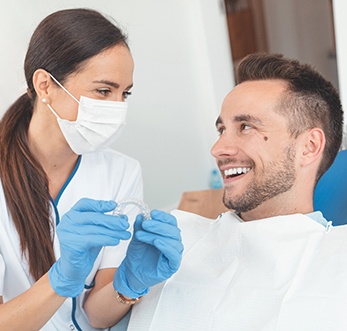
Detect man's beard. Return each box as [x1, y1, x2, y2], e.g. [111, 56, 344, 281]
[223, 144, 296, 213]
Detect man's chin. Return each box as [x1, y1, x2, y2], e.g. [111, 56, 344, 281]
[223, 195, 237, 211]
[222, 190, 243, 210]
[223, 195, 259, 213]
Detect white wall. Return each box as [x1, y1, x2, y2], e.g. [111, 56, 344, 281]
[0, 0, 234, 210]
[114, 0, 234, 209]
[333, 0, 347, 147]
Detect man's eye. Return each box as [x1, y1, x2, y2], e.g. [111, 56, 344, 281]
[123, 91, 132, 99]
[217, 127, 225, 135]
[241, 123, 252, 131]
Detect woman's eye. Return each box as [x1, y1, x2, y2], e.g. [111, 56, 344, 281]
[97, 88, 111, 96]
[123, 91, 132, 99]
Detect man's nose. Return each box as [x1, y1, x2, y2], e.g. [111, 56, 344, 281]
[210, 133, 239, 159]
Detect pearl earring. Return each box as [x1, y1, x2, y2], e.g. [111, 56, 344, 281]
[42, 98, 47, 103]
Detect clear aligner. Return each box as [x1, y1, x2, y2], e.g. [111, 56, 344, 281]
[112, 198, 151, 220]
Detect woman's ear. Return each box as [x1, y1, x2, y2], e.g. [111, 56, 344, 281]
[32, 69, 52, 103]
[300, 128, 326, 167]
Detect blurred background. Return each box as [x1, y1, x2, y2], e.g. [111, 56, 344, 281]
[0, 0, 346, 210]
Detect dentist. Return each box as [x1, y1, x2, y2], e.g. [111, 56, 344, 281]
[0, 8, 182, 331]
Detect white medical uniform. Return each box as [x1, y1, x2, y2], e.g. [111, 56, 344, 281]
[128, 210, 347, 331]
[0, 149, 143, 331]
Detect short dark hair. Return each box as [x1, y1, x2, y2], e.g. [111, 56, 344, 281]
[236, 53, 343, 181]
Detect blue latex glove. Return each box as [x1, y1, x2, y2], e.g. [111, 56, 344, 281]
[113, 210, 183, 298]
[49, 198, 131, 298]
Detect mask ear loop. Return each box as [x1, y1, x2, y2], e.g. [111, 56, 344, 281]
[112, 199, 151, 220]
[49, 74, 80, 104]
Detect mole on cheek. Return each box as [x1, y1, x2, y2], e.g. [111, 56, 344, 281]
[263, 136, 268, 141]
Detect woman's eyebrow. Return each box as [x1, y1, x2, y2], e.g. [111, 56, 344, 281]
[92, 80, 133, 90]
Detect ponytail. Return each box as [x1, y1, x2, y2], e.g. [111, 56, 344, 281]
[0, 93, 55, 280]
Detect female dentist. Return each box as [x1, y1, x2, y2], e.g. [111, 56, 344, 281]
[0, 8, 183, 331]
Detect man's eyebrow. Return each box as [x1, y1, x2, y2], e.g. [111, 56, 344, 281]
[92, 80, 133, 90]
[215, 114, 264, 127]
[233, 114, 265, 126]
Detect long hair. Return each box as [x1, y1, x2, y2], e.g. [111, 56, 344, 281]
[236, 53, 343, 182]
[0, 8, 128, 280]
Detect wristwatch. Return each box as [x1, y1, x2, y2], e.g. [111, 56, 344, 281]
[115, 291, 142, 305]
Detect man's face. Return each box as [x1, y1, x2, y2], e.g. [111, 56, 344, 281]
[211, 80, 298, 217]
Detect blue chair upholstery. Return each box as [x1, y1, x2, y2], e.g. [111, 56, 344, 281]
[314, 149, 347, 226]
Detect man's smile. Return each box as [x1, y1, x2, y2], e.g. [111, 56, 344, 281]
[224, 167, 251, 178]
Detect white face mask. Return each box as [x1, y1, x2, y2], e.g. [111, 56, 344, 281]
[45, 74, 127, 155]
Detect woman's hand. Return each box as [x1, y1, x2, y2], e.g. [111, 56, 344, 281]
[49, 198, 131, 297]
[113, 210, 183, 298]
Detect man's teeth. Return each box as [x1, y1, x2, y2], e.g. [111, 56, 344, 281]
[224, 167, 251, 176]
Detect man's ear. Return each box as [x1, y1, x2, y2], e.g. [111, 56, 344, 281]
[32, 69, 53, 103]
[300, 128, 326, 167]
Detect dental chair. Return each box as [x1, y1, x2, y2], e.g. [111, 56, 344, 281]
[314, 149, 347, 226]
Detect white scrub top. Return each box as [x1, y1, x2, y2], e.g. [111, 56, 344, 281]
[128, 210, 347, 331]
[0, 149, 143, 331]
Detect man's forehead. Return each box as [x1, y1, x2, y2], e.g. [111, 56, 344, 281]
[224, 80, 287, 101]
[218, 80, 287, 120]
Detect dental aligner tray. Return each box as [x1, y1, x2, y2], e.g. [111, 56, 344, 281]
[112, 198, 151, 220]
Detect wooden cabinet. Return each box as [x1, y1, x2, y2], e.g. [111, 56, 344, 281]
[226, 8, 257, 61]
[225, 0, 268, 63]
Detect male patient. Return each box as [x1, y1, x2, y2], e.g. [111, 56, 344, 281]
[126, 53, 347, 330]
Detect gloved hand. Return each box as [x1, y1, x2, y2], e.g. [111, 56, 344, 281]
[113, 210, 183, 298]
[49, 198, 131, 298]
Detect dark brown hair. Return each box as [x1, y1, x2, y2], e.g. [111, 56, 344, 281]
[236, 53, 343, 182]
[0, 8, 128, 280]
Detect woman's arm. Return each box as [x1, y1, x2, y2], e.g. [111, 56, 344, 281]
[0, 273, 66, 330]
[84, 268, 133, 329]
[0, 199, 134, 330]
